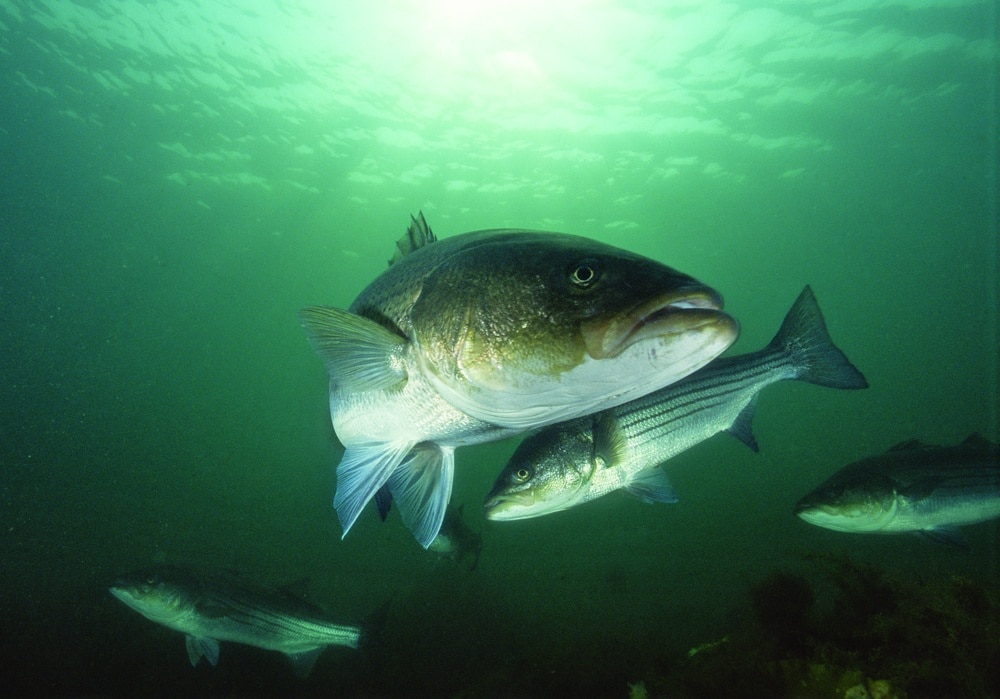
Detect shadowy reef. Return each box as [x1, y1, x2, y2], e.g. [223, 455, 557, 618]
[639, 553, 999, 699]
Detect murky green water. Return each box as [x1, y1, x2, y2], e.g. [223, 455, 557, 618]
[2, 1, 997, 696]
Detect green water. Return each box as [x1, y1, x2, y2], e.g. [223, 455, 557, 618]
[1, 1, 997, 696]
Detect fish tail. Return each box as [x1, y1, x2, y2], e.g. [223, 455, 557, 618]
[770, 285, 869, 390]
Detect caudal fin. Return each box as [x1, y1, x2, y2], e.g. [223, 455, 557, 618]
[769, 286, 869, 390]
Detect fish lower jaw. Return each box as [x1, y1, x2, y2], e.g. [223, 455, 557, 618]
[483, 500, 522, 521]
[483, 492, 541, 521]
[583, 306, 736, 361]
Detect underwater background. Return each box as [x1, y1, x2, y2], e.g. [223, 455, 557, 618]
[1, 1, 997, 696]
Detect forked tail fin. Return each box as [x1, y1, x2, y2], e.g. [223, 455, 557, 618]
[769, 285, 868, 390]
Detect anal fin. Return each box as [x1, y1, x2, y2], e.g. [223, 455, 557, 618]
[287, 648, 324, 678]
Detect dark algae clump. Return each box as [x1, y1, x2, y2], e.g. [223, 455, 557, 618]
[749, 570, 816, 653]
[646, 554, 1000, 699]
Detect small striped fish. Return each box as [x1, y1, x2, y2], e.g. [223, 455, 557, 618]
[110, 566, 361, 677]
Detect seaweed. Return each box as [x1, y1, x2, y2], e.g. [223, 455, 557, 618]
[639, 553, 999, 698]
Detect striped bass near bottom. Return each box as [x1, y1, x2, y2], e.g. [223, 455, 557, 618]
[795, 434, 1000, 548]
[484, 285, 868, 520]
[109, 566, 362, 677]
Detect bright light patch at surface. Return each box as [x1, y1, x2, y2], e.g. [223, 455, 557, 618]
[1, 0, 994, 216]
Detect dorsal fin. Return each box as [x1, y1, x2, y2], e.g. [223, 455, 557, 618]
[961, 433, 994, 449]
[389, 211, 436, 265]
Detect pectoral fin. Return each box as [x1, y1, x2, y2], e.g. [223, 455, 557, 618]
[387, 443, 455, 549]
[593, 411, 629, 467]
[299, 306, 408, 393]
[185, 635, 220, 666]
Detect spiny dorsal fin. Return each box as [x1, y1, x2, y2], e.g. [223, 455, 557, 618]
[389, 211, 436, 265]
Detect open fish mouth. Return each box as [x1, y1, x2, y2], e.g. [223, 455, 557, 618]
[581, 287, 732, 360]
[483, 494, 525, 520]
[483, 490, 545, 521]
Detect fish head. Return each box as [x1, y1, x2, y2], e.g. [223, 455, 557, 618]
[407, 230, 739, 429]
[426, 532, 456, 556]
[109, 568, 196, 625]
[427, 505, 483, 569]
[794, 472, 899, 533]
[484, 419, 597, 520]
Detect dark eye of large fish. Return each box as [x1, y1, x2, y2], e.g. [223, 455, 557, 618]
[568, 260, 600, 289]
[514, 466, 532, 483]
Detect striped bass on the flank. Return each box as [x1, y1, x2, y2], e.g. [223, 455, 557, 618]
[484, 285, 868, 520]
[109, 566, 361, 677]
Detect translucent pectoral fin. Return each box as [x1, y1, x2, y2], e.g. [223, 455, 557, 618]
[185, 635, 220, 666]
[334, 442, 415, 539]
[299, 306, 408, 393]
[625, 467, 678, 504]
[387, 443, 455, 549]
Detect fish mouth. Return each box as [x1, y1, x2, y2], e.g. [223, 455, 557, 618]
[581, 287, 732, 360]
[794, 501, 843, 519]
[485, 488, 581, 521]
[483, 492, 536, 521]
[793, 499, 826, 514]
[483, 495, 520, 521]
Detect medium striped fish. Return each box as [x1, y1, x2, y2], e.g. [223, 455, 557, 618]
[484, 286, 868, 520]
[110, 566, 361, 677]
[795, 434, 1000, 547]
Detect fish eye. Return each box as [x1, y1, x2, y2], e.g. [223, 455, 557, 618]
[514, 466, 532, 483]
[568, 260, 600, 289]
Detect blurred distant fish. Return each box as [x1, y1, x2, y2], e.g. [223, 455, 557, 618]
[795, 434, 1000, 548]
[485, 286, 868, 520]
[109, 567, 361, 677]
[300, 213, 737, 547]
[374, 492, 482, 570]
[427, 505, 483, 570]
